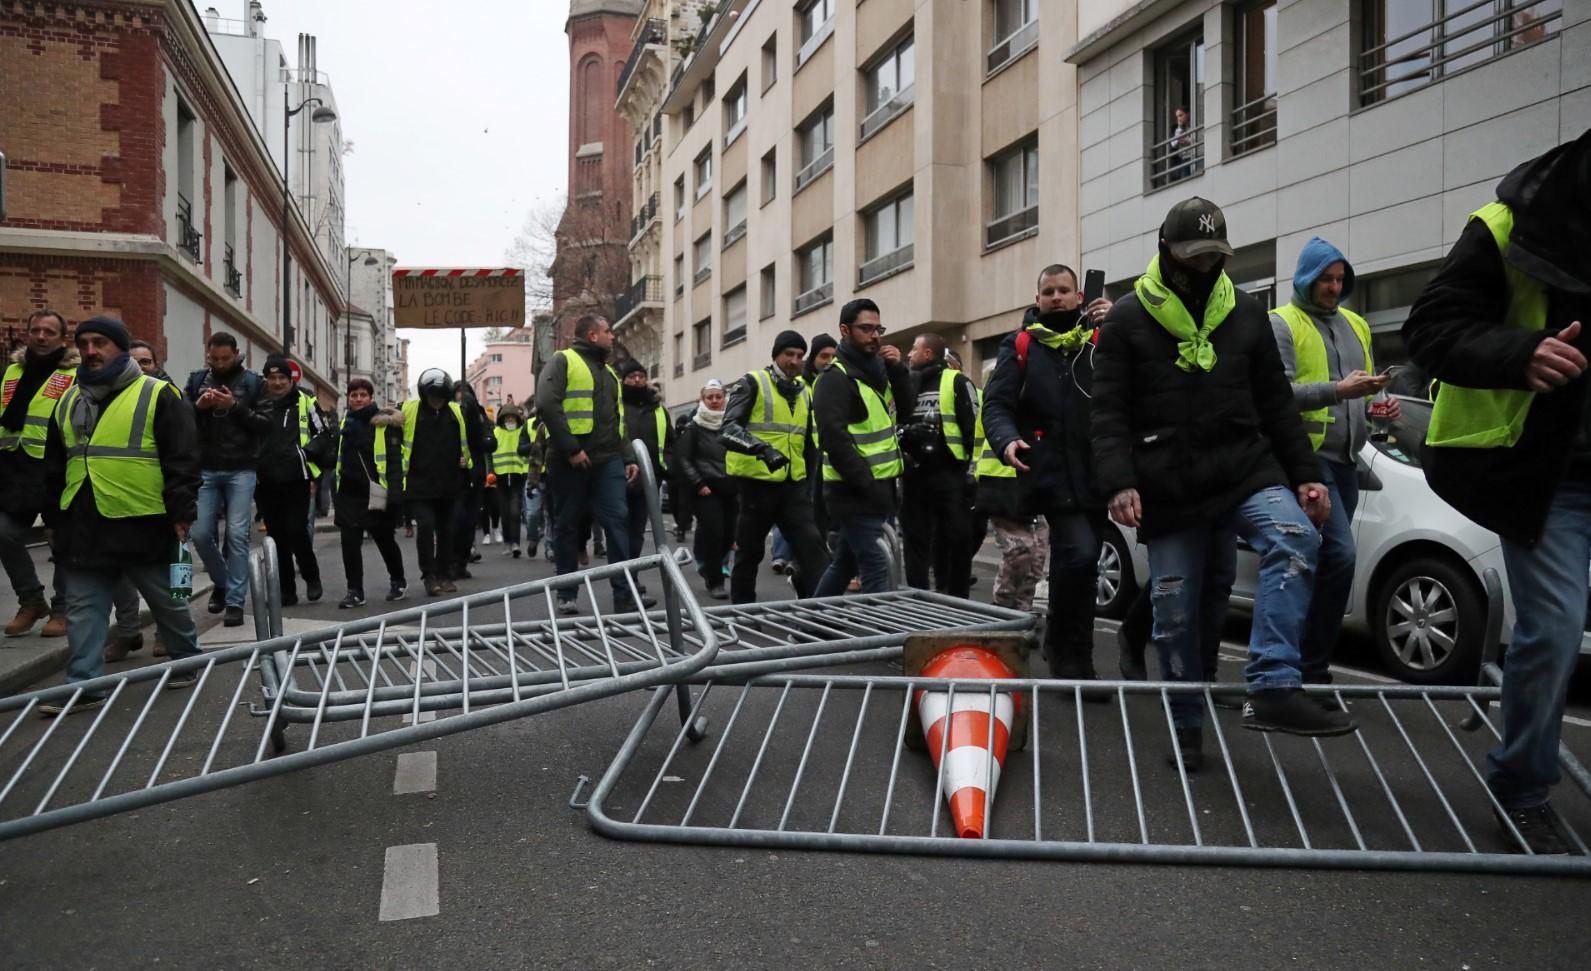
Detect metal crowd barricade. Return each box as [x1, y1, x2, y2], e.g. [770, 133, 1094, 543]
[0, 444, 720, 842]
[585, 672, 1591, 876]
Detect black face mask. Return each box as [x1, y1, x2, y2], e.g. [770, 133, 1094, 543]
[1035, 307, 1084, 331]
[621, 384, 652, 404]
[1159, 242, 1225, 308]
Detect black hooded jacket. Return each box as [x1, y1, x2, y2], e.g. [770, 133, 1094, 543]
[622, 384, 675, 478]
[812, 341, 915, 519]
[1403, 131, 1591, 547]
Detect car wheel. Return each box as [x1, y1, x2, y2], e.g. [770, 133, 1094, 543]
[1372, 556, 1484, 685]
[1095, 528, 1137, 620]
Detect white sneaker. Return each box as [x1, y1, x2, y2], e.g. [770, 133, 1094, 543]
[482, 533, 493, 546]
[492, 528, 504, 544]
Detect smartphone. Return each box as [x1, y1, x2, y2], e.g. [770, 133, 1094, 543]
[1082, 269, 1105, 307]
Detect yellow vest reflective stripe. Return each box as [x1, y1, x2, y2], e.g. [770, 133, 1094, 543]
[335, 418, 392, 490]
[57, 375, 165, 518]
[1425, 202, 1549, 449]
[296, 393, 322, 479]
[821, 359, 903, 481]
[493, 425, 529, 475]
[1273, 302, 1374, 451]
[652, 407, 669, 472]
[401, 399, 472, 471]
[727, 368, 810, 482]
[972, 387, 1013, 480]
[560, 348, 623, 436]
[938, 368, 967, 461]
[0, 362, 76, 459]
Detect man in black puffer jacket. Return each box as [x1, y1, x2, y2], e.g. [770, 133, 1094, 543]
[983, 265, 1112, 682]
[256, 355, 333, 606]
[1091, 197, 1344, 769]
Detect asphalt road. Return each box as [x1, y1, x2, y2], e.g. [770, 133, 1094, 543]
[2, 525, 1590, 969]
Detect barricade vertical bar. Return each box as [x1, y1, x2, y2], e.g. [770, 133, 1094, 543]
[254, 641, 305, 764]
[1381, 694, 1475, 852]
[503, 594, 521, 704]
[827, 682, 873, 834]
[729, 682, 793, 829]
[307, 630, 346, 750]
[1350, 696, 1421, 851]
[35, 679, 130, 814]
[682, 684, 752, 826]
[1203, 687, 1256, 848]
[928, 683, 956, 839]
[777, 681, 832, 832]
[1031, 685, 1042, 842]
[150, 657, 217, 779]
[460, 599, 472, 715]
[1422, 694, 1529, 852]
[1160, 690, 1202, 846]
[0, 688, 83, 806]
[1120, 687, 1147, 844]
[1462, 696, 1591, 855]
[93, 670, 173, 800]
[201, 650, 262, 776]
[1261, 734, 1312, 850]
[1311, 738, 1366, 851]
[1078, 685, 1094, 843]
[632, 682, 716, 823]
[877, 688, 913, 836]
[410, 614, 430, 723]
[544, 587, 571, 691]
[359, 621, 387, 739]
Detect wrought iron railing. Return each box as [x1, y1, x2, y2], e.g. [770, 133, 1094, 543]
[615, 274, 663, 325]
[630, 192, 660, 242]
[617, 18, 667, 98]
[176, 194, 202, 263]
[223, 243, 242, 297]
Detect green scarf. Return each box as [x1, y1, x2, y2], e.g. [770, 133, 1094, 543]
[1134, 255, 1236, 373]
[1025, 321, 1092, 353]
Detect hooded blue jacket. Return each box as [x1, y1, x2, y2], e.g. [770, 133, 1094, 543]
[1270, 238, 1369, 463]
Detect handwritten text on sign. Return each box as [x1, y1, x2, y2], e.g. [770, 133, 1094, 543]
[392, 272, 526, 329]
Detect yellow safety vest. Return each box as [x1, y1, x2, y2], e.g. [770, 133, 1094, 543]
[937, 368, 968, 461]
[0, 361, 76, 459]
[400, 399, 472, 471]
[295, 392, 322, 479]
[820, 359, 903, 481]
[1425, 202, 1550, 449]
[335, 417, 393, 491]
[1272, 302, 1374, 451]
[560, 348, 623, 437]
[726, 368, 810, 482]
[56, 374, 166, 518]
[972, 387, 1013, 480]
[493, 424, 529, 475]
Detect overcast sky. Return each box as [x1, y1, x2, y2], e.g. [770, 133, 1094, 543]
[223, 0, 571, 390]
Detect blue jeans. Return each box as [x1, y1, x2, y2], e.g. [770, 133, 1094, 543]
[1299, 459, 1359, 682]
[1492, 483, 1591, 809]
[192, 469, 257, 608]
[814, 513, 892, 596]
[525, 485, 544, 544]
[64, 562, 201, 685]
[771, 527, 793, 563]
[549, 456, 631, 599]
[1148, 485, 1318, 727]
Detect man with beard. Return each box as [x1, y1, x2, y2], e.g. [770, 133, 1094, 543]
[899, 332, 979, 598]
[1, 309, 77, 639]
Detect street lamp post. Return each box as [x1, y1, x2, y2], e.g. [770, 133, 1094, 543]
[345, 248, 379, 384]
[281, 87, 336, 358]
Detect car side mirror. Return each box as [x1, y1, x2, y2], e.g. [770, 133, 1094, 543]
[1356, 456, 1383, 491]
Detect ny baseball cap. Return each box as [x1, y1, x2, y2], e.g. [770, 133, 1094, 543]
[1161, 196, 1235, 261]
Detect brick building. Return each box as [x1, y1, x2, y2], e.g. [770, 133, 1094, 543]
[0, 0, 343, 400]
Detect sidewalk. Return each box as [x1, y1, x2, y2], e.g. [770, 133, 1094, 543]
[0, 521, 339, 695]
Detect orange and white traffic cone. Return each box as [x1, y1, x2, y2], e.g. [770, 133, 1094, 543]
[915, 645, 1020, 839]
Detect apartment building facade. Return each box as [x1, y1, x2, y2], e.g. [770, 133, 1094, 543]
[1069, 0, 1587, 363]
[348, 246, 401, 404]
[465, 330, 537, 411]
[651, 0, 1085, 410]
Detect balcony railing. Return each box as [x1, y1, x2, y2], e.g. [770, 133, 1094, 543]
[793, 281, 833, 317]
[860, 85, 915, 141]
[692, 350, 712, 371]
[987, 18, 1038, 74]
[674, 362, 685, 379]
[858, 244, 914, 287]
[1230, 92, 1277, 157]
[175, 194, 202, 263]
[630, 192, 660, 242]
[1148, 125, 1204, 190]
[985, 205, 1038, 248]
[1357, 0, 1560, 106]
[617, 18, 667, 98]
[614, 274, 663, 325]
[223, 243, 242, 297]
[794, 146, 834, 193]
[693, 264, 712, 287]
[722, 220, 747, 248]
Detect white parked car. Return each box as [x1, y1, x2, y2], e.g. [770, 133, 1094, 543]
[1094, 396, 1591, 685]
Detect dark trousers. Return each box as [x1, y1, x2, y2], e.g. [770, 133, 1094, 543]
[409, 495, 458, 581]
[690, 484, 738, 588]
[479, 487, 501, 531]
[453, 475, 485, 569]
[549, 456, 632, 598]
[901, 467, 972, 598]
[499, 473, 527, 547]
[257, 482, 319, 597]
[731, 478, 829, 602]
[1043, 509, 1108, 677]
[340, 524, 406, 593]
[626, 485, 652, 560]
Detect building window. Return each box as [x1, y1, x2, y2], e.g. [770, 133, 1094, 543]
[673, 332, 686, 378]
[860, 192, 915, 286]
[684, 101, 696, 129]
[693, 232, 713, 285]
[988, 0, 1038, 74]
[862, 35, 915, 140]
[723, 182, 748, 246]
[1232, 1, 1278, 156]
[761, 148, 777, 206]
[674, 177, 686, 220]
[222, 165, 241, 297]
[694, 148, 714, 199]
[1149, 31, 1206, 190]
[1358, 0, 1561, 106]
[489, 353, 503, 363]
[723, 287, 748, 347]
[794, 235, 834, 317]
[795, 103, 835, 191]
[674, 254, 685, 297]
[760, 263, 777, 320]
[987, 141, 1038, 247]
[175, 98, 201, 263]
[762, 33, 778, 92]
[693, 318, 712, 370]
[724, 77, 749, 146]
[797, 0, 836, 67]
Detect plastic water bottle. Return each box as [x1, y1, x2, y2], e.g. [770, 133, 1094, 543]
[169, 541, 193, 603]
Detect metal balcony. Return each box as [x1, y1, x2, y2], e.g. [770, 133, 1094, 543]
[617, 18, 667, 99]
[614, 274, 664, 327]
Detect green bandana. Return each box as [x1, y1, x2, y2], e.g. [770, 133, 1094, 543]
[1025, 321, 1092, 353]
[1134, 255, 1236, 372]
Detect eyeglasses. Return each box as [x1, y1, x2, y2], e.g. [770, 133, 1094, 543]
[848, 323, 887, 336]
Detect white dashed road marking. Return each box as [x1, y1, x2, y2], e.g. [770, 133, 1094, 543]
[378, 843, 439, 921]
[393, 752, 437, 794]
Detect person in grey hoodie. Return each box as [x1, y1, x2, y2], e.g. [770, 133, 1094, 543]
[1269, 237, 1400, 691]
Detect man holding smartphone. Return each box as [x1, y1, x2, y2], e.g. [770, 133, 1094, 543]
[1269, 238, 1398, 695]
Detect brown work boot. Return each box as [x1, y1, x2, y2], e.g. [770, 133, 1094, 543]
[5, 605, 47, 638]
[104, 632, 146, 662]
[41, 615, 68, 638]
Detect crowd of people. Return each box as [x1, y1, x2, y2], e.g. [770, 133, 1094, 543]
[3, 134, 1589, 856]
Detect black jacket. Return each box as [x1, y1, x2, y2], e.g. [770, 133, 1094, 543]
[622, 387, 675, 480]
[0, 346, 80, 518]
[404, 401, 466, 500]
[677, 416, 735, 493]
[334, 406, 404, 530]
[813, 342, 914, 519]
[44, 371, 202, 568]
[533, 341, 632, 467]
[257, 391, 334, 485]
[904, 361, 978, 475]
[1090, 284, 1320, 540]
[721, 365, 818, 481]
[184, 364, 269, 471]
[1403, 134, 1591, 547]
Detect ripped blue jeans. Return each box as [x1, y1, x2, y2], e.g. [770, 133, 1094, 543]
[1147, 485, 1320, 727]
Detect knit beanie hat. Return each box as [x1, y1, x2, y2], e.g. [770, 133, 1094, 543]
[771, 330, 807, 358]
[75, 315, 130, 351]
